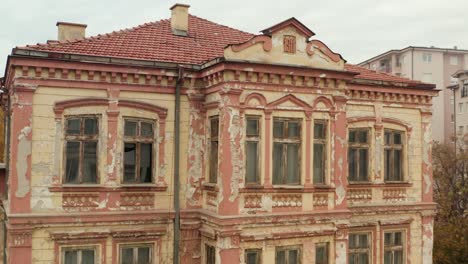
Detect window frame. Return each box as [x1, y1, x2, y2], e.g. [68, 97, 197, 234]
[245, 248, 262, 264]
[245, 116, 261, 185]
[119, 243, 153, 264]
[313, 119, 328, 185]
[272, 118, 302, 185]
[348, 232, 371, 264]
[122, 118, 156, 184]
[462, 80, 468, 98]
[383, 230, 406, 264]
[209, 116, 219, 184]
[275, 245, 302, 264]
[62, 246, 97, 264]
[348, 128, 370, 183]
[63, 115, 100, 184]
[384, 129, 405, 182]
[422, 53, 432, 63]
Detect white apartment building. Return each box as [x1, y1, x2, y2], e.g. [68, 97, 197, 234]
[359, 46, 468, 143]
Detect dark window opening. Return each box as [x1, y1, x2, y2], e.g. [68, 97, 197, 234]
[348, 129, 370, 182]
[120, 244, 152, 264]
[245, 117, 260, 184]
[275, 246, 301, 264]
[349, 233, 370, 264]
[313, 120, 327, 184]
[384, 130, 404, 182]
[123, 119, 155, 183]
[209, 117, 219, 183]
[63, 248, 95, 264]
[65, 117, 99, 184]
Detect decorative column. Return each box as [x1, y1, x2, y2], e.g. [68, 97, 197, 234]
[186, 94, 206, 209]
[421, 214, 435, 264]
[334, 225, 348, 264]
[332, 96, 348, 210]
[7, 226, 33, 264]
[421, 110, 433, 203]
[304, 111, 313, 188]
[106, 88, 120, 183]
[217, 88, 242, 215]
[218, 232, 241, 264]
[9, 84, 36, 214]
[264, 110, 273, 188]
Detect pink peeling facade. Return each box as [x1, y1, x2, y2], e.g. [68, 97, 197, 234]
[0, 4, 437, 264]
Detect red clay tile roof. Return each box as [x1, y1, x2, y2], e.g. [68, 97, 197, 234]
[21, 15, 254, 65]
[18, 15, 431, 88]
[345, 64, 432, 87]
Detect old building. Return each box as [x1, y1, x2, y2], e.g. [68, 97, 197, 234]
[0, 4, 437, 264]
[359, 46, 468, 144]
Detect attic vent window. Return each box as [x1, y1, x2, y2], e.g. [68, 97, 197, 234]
[283, 35, 296, 54]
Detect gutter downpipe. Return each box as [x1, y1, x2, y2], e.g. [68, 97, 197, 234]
[173, 66, 184, 264]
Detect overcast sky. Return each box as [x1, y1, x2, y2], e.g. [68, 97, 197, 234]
[1, 0, 467, 74]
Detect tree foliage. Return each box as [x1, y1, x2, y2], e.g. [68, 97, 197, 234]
[432, 141, 468, 264]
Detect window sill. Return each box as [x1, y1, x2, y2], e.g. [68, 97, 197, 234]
[49, 184, 167, 193]
[240, 185, 335, 193]
[347, 182, 412, 188]
[202, 183, 219, 192]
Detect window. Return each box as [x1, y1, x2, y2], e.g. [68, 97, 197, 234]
[245, 249, 262, 264]
[462, 80, 468, 97]
[384, 130, 404, 182]
[65, 116, 98, 184]
[123, 119, 154, 183]
[206, 244, 215, 264]
[459, 103, 464, 113]
[245, 117, 260, 184]
[348, 129, 370, 182]
[120, 244, 152, 264]
[348, 233, 370, 264]
[209, 117, 219, 183]
[315, 243, 329, 264]
[313, 120, 327, 184]
[450, 56, 459, 65]
[63, 248, 95, 264]
[458, 126, 464, 135]
[273, 118, 301, 185]
[275, 246, 301, 264]
[422, 53, 432, 63]
[384, 231, 405, 264]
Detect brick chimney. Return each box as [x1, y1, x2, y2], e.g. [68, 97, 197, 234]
[170, 4, 190, 36]
[56, 22, 87, 41]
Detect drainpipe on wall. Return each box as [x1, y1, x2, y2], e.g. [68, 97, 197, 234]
[173, 66, 184, 264]
[411, 47, 414, 80]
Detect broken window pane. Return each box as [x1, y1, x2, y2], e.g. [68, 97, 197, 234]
[125, 121, 137, 137]
[67, 119, 81, 135]
[84, 118, 98, 135]
[83, 142, 97, 183]
[313, 143, 325, 184]
[245, 142, 258, 184]
[124, 143, 136, 182]
[65, 142, 80, 183]
[140, 143, 152, 183]
[141, 122, 153, 137]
